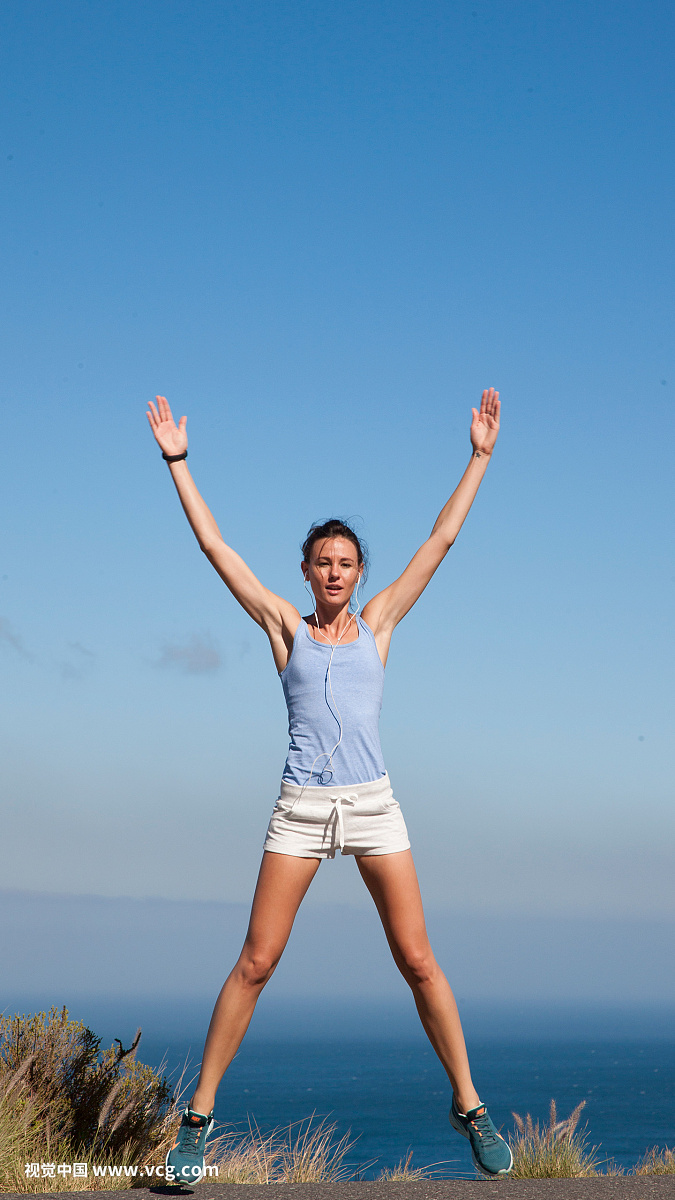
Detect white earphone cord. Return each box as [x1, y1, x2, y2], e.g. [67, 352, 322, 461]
[302, 575, 361, 787]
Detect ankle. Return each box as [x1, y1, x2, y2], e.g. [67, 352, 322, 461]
[454, 1089, 481, 1116]
[190, 1091, 213, 1117]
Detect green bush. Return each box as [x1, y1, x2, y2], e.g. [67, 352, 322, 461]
[0, 1007, 175, 1191]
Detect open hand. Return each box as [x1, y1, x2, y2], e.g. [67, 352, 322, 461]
[146, 395, 188, 457]
[470, 388, 500, 456]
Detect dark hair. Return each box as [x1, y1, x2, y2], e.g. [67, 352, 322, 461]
[301, 518, 369, 584]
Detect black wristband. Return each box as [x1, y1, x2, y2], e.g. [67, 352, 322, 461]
[162, 450, 188, 463]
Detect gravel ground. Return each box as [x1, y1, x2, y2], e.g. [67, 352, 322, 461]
[7, 1181, 675, 1200]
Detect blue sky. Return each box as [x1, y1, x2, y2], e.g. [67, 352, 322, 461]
[1, 0, 673, 959]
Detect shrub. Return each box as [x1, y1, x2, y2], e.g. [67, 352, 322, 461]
[0, 1007, 174, 1191]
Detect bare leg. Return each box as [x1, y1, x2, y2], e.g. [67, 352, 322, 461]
[357, 849, 480, 1115]
[191, 851, 320, 1114]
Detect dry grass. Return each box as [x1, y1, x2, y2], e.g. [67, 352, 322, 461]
[206, 1114, 357, 1183]
[509, 1099, 601, 1178]
[376, 1151, 429, 1181]
[632, 1146, 675, 1175]
[509, 1098, 675, 1179]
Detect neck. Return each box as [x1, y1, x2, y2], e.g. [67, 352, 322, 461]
[311, 604, 355, 642]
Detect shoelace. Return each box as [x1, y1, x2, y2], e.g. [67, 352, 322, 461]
[467, 1108, 498, 1144]
[179, 1117, 205, 1152]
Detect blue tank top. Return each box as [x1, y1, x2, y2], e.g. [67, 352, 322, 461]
[280, 615, 386, 786]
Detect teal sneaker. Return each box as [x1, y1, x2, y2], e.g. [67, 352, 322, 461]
[449, 1095, 513, 1177]
[166, 1105, 214, 1185]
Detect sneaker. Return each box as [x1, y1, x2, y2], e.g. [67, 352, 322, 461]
[166, 1105, 214, 1185]
[449, 1095, 513, 1177]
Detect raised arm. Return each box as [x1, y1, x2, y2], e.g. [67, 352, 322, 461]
[362, 389, 500, 656]
[146, 396, 300, 668]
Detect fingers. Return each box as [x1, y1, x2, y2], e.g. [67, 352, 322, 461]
[157, 394, 173, 422]
[479, 388, 500, 421]
[145, 394, 189, 461]
[146, 395, 181, 431]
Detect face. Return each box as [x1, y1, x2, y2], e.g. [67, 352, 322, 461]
[302, 537, 362, 609]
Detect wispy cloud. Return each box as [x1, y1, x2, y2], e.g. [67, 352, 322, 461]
[59, 641, 95, 680]
[0, 617, 33, 661]
[68, 641, 94, 658]
[156, 634, 221, 675]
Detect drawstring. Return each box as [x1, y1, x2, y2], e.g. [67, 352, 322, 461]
[283, 789, 359, 853]
[328, 793, 358, 851]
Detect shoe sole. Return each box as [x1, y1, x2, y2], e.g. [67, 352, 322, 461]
[469, 1146, 514, 1178]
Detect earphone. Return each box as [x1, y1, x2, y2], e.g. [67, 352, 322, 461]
[352, 575, 361, 613]
[301, 571, 362, 786]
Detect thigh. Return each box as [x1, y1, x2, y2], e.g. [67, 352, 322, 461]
[356, 849, 431, 956]
[244, 851, 321, 959]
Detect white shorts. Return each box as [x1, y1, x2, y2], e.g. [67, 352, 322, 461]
[263, 772, 410, 859]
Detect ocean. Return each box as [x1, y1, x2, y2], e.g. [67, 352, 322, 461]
[5, 993, 672, 1179]
[135, 1018, 675, 1179]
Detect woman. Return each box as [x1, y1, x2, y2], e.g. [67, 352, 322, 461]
[146, 389, 512, 1180]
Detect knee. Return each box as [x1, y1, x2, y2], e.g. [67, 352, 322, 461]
[237, 946, 279, 989]
[397, 943, 438, 987]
